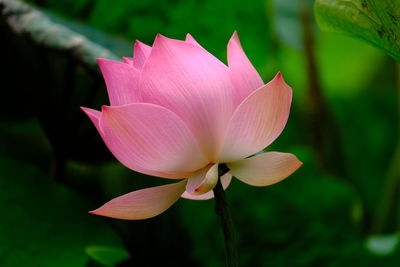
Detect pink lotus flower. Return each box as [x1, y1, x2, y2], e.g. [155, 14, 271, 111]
[82, 32, 302, 220]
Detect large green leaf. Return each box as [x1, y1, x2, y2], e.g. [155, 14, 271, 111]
[314, 0, 400, 61]
[0, 0, 129, 68]
[0, 157, 128, 266]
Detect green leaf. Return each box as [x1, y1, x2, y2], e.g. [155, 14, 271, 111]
[0, 0, 129, 68]
[314, 0, 400, 61]
[0, 157, 126, 266]
[43, 10, 132, 57]
[86, 246, 130, 266]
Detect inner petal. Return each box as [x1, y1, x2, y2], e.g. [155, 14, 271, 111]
[138, 35, 235, 161]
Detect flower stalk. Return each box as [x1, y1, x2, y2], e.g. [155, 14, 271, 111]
[213, 165, 238, 267]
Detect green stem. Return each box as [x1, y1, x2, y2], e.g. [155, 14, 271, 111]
[213, 165, 238, 267]
[301, 2, 345, 173]
[372, 142, 400, 233]
[371, 63, 400, 234]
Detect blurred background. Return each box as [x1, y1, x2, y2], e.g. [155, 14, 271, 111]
[0, 0, 398, 266]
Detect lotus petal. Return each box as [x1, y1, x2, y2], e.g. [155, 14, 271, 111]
[90, 180, 187, 220]
[181, 173, 232, 200]
[228, 32, 264, 105]
[97, 59, 141, 106]
[139, 34, 235, 161]
[227, 152, 302, 186]
[219, 73, 292, 162]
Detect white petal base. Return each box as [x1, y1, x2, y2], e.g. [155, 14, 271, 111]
[181, 173, 232, 200]
[185, 163, 219, 195]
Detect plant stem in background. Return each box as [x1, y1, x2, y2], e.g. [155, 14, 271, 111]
[213, 165, 238, 267]
[372, 63, 400, 234]
[372, 143, 400, 233]
[301, 2, 373, 233]
[300, 2, 347, 178]
[397, 63, 400, 233]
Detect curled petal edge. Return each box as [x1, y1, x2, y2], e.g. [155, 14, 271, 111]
[182, 172, 232, 200]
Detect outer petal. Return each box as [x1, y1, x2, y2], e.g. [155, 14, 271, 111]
[139, 35, 234, 161]
[122, 57, 134, 65]
[227, 152, 302, 186]
[219, 73, 292, 162]
[90, 180, 187, 220]
[185, 34, 212, 54]
[185, 163, 218, 195]
[99, 103, 208, 175]
[81, 107, 194, 179]
[185, 33, 201, 47]
[228, 32, 264, 106]
[81, 107, 103, 132]
[97, 59, 141, 106]
[181, 173, 232, 200]
[132, 40, 152, 70]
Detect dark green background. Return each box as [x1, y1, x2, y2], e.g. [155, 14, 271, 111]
[0, 0, 398, 266]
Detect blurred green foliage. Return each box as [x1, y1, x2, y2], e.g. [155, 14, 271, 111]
[0, 157, 125, 266]
[0, 0, 398, 266]
[85, 246, 130, 266]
